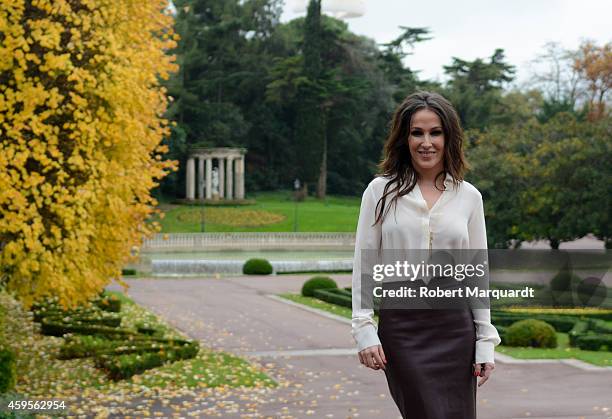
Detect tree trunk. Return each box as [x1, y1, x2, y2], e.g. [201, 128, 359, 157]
[317, 128, 327, 199]
[549, 237, 560, 249]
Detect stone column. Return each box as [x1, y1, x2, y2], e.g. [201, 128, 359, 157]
[205, 157, 212, 199]
[186, 157, 195, 200]
[235, 156, 245, 199]
[218, 158, 225, 199]
[226, 157, 234, 200]
[197, 157, 204, 200]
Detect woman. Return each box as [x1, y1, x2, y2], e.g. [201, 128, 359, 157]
[351, 91, 501, 418]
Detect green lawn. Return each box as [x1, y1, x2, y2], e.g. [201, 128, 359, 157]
[496, 333, 612, 367]
[277, 292, 612, 367]
[278, 292, 368, 321]
[154, 190, 361, 232]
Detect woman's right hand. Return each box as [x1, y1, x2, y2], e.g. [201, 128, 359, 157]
[358, 344, 387, 370]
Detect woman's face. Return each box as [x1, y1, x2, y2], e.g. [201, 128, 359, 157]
[407, 108, 445, 175]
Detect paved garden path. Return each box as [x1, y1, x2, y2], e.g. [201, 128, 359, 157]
[104, 275, 612, 418]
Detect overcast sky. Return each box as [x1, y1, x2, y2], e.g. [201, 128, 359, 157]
[281, 0, 612, 88]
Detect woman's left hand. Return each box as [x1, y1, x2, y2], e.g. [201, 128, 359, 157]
[473, 362, 495, 387]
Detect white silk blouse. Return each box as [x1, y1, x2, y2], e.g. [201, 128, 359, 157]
[351, 172, 501, 364]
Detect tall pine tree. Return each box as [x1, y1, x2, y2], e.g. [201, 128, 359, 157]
[294, 0, 326, 196]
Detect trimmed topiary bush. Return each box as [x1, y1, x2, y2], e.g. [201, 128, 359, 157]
[136, 321, 162, 336]
[504, 319, 558, 348]
[95, 340, 199, 380]
[40, 318, 137, 338]
[568, 320, 589, 346]
[491, 312, 577, 332]
[301, 276, 338, 297]
[242, 258, 273, 275]
[312, 289, 351, 308]
[574, 334, 612, 351]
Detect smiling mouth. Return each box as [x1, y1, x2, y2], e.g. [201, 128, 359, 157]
[418, 150, 436, 156]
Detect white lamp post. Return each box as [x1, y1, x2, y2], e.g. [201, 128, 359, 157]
[291, 0, 365, 19]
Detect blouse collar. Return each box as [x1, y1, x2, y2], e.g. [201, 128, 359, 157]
[443, 172, 456, 190]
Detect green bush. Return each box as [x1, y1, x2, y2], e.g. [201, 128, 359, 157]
[121, 268, 137, 276]
[568, 320, 589, 346]
[58, 335, 191, 360]
[40, 318, 138, 338]
[0, 348, 16, 393]
[301, 276, 337, 297]
[491, 312, 577, 332]
[504, 319, 558, 348]
[58, 335, 123, 359]
[135, 321, 162, 336]
[95, 340, 199, 380]
[330, 288, 352, 298]
[35, 311, 121, 327]
[312, 289, 351, 308]
[574, 334, 612, 351]
[242, 258, 273, 275]
[587, 318, 612, 334]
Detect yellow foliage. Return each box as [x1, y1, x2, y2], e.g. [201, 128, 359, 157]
[0, 0, 178, 309]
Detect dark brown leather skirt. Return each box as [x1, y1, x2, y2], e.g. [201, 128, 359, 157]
[377, 308, 477, 419]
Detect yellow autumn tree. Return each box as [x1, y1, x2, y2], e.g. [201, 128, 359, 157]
[573, 40, 611, 121]
[0, 0, 179, 308]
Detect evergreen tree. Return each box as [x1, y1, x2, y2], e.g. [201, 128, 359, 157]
[294, 0, 326, 196]
[443, 49, 516, 130]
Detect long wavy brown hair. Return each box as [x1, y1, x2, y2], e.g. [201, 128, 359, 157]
[373, 91, 469, 229]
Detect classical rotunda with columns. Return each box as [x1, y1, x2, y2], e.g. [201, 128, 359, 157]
[185, 147, 247, 201]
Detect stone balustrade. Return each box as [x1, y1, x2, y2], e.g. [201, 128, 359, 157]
[141, 232, 357, 252]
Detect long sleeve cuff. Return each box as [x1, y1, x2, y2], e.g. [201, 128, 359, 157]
[475, 340, 496, 364]
[352, 323, 381, 352]
[472, 308, 502, 364]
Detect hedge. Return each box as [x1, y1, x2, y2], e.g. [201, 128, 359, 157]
[574, 335, 612, 351]
[25, 291, 201, 381]
[491, 312, 577, 332]
[95, 340, 199, 380]
[35, 312, 121, 328]
[136, 321, 162, 336]
[328, 288, 352, 298]
[40, 318, 138, 338]
[587, 318, 612, 334]
[568, 321, 589, 346]
[312, 289, 351, 308]
[59, 335, 195, 360]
